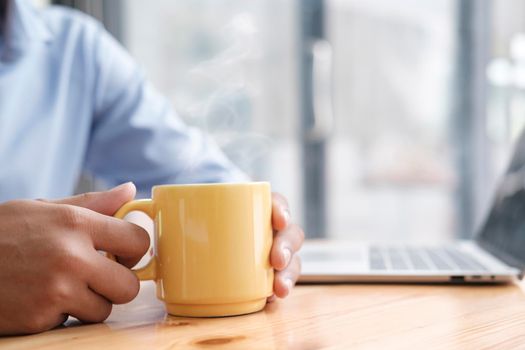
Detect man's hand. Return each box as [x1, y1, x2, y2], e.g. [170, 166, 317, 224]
[269, 193, 305, 300]
[0, 183, 149, 335]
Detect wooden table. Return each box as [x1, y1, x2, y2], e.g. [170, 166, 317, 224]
[2, 281, 525, 349]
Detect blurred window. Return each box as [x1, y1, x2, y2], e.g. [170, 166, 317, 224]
[58, 0, 525, 242]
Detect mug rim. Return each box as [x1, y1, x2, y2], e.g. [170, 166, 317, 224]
[152, 181, 270, 190]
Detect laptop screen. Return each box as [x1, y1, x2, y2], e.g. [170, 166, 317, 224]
[477, 130, 525, 271]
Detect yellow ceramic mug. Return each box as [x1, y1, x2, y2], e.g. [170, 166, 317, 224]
[113, 182, 274, 317]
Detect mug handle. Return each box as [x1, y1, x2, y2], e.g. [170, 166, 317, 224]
[107, 199, 157, 281]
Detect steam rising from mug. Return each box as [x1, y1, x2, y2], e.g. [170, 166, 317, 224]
[176, 12, 271, 179]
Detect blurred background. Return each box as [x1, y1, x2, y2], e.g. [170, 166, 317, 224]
[42, 0, 525, 243]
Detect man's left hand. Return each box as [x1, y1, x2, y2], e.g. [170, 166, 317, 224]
[269, 192, 305, 300]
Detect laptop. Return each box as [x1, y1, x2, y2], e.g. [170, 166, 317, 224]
[299, 132, 525, 284]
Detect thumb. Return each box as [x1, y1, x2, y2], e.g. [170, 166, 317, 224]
[48, 182, 137, 216]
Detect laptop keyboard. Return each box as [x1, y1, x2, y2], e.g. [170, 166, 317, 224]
[369, 246, 488, 271]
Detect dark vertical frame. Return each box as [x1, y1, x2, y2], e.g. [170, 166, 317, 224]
[453, 0, 491, 238]
[298, 0, 327, 238]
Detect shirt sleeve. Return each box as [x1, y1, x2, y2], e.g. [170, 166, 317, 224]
[84, 23, 249, 196]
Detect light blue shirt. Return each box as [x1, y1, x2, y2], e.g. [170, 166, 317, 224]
[0, 0, 246, 201]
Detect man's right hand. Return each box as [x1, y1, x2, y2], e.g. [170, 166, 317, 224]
[0, 182, 149, 335]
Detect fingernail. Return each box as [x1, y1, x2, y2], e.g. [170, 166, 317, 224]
[283, 248, 292, 266]
[283, 208, 291, 225]
[285, 278, 294, 293]
[112, 182, 133, 191]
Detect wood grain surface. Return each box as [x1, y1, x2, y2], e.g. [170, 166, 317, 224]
[1, 281, 525, 349]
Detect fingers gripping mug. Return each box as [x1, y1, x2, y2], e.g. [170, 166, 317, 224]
[112, 182, 274, 317]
